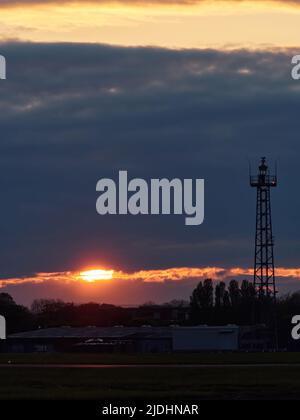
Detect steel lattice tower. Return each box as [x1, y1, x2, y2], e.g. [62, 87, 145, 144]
[250, 157, 277, 301]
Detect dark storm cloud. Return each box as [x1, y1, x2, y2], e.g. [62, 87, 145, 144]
[0, 42, 300, 284]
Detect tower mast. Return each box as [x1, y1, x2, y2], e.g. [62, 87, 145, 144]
[250, 157, 277, 302]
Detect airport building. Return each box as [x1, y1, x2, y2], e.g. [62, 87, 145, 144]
[0, 324, 269, 353]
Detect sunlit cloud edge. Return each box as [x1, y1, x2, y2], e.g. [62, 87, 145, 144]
[1, 266, 300, 288]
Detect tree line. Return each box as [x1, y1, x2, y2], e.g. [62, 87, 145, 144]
[0, 279, 299, 347]
[190, 279, 298, 347]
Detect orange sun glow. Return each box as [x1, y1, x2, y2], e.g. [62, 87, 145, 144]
[79, 269, 114, 283]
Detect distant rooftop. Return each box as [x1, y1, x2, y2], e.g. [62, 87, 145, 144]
[8, 325, 239, 340]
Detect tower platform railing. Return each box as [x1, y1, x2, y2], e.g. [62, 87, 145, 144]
[250, 175, 277, 187]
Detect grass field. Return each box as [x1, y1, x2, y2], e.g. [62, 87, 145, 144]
[1, 351, 300, 365]
[1, 353, 300, 400]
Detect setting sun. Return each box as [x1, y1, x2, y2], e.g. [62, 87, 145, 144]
[79, 269, 114, 283]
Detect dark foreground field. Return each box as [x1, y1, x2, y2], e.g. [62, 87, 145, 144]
[1, 353, 300, 400]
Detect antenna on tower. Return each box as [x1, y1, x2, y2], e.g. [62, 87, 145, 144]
[248, 159, 252, 181]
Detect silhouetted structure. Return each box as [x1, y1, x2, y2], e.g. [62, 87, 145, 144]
[250, 157, 277, 299]
[250, 157, 278, 347]
[4, 325, 244, 353]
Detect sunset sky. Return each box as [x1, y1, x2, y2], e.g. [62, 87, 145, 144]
[1, 0, 300, 47]
[1, 1, 300, 305]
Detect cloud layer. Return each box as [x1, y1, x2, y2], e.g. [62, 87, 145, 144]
[0, 42, 300, 302]
[1, 0, 300, 48]
[0, 0, 300, 6]
[2, 266, 300, 306]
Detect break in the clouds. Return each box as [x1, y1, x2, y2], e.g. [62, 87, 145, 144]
[1, 0, 300, 6]
[2, 266, 300, 306]
[1, 42, 300, 302]
[3, 267, 300, 287]
[1, 0, 300, 48]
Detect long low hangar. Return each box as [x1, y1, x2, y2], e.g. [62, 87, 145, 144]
[1, 324, 270, 353]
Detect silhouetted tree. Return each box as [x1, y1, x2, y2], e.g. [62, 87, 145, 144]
[229, 280, 241, 307]
[223, 290, 231, 307]
[240, 280, 255, 302]
[0, 293, 32, 333]
[215, 282, 226, 308]
[0, 293, 15, 306]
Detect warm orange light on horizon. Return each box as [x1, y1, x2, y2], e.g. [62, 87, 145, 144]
[79, 269, 114, 283]
[1, 1, 300, 48]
